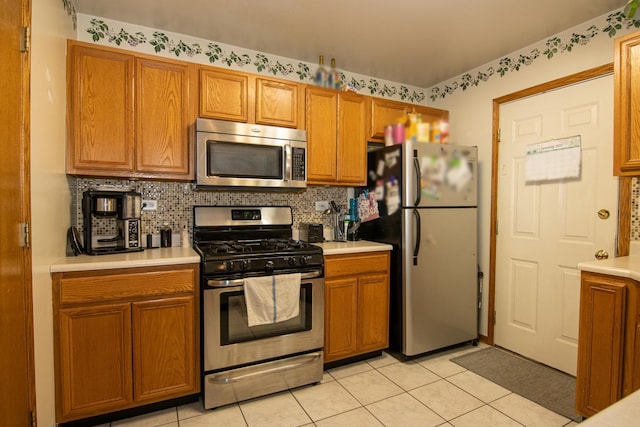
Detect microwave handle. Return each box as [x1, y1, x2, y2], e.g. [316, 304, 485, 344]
[284, 144, 292, 181]
[284, 144, 292, 182]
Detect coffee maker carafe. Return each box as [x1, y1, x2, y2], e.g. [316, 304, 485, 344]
[82, 189, 143, 255]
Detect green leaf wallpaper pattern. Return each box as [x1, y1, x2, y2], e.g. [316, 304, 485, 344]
[63, 1, 640, 102]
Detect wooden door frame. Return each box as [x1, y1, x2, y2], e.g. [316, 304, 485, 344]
[486, 63, 629, 344]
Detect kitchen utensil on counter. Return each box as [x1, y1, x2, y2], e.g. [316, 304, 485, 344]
[160, 224, 172, 247]
[66, 226, 84, 256]
[347, 219, 360, 241]
[299, 223, 323, 243]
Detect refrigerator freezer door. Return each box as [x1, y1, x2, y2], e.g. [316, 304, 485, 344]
[402, 207, 478, 356]
[403, 142, 478, 208]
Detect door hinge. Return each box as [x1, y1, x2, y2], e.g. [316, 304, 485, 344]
[493, 310, 497, 325]
[497, 128, 501, 143]
[495, 219, 499, 235]
[30, 410, 36, 427]
[21, 26, 30, 53]
[19, 222, 30, 248]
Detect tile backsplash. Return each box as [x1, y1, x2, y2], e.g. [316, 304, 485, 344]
[71, 176, 640, 245]
[70, 177, 348, 243]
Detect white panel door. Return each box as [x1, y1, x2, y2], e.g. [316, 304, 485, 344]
[495, 75, 618, 375]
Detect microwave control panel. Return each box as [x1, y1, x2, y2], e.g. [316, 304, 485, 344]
[292, 147, 305, 181]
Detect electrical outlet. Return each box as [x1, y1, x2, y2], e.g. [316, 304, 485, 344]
[142, 200, 157, 211]
[315, 200, 329, 211]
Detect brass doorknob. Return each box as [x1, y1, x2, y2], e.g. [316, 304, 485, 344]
[595, 250, 609, 260]
[597, 209, 610, 219]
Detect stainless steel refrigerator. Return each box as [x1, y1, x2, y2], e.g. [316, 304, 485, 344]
[359, 141, 478, 357]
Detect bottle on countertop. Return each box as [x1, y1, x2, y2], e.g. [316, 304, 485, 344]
[314, 55, 328, 87]
[160, 223, 172, 248]
[180, 223, 190, 248]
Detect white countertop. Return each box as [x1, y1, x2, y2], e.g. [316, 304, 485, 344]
[50, 240, 392, 272]
[577, 255, 640, 281]
[579, 389, 640, 426]
[314, 240, 393, 255]
[50, 247, 200, 273]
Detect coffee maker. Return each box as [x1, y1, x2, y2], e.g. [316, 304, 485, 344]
[82, 189, 143, 255]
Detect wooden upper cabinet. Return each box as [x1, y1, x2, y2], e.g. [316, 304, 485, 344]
[412, 104, 449, 128]
[136, 58, 193, 177]
[306, 87, 367, 186]
[614, 31, 640, 175]
[306, 87, 338, 183]
[66, 40, 195, 180]
[255, 78, 300, 128]
[337, 92, 367, 185]
[67, 43, 135, 173]
[369, 98, 409, 141]
[199, 68, 249, 122]
[368, 97, 449, 143]
[199, 68, 302, 128]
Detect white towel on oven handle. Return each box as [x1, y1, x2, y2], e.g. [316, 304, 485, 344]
[244, 273, 301, 327]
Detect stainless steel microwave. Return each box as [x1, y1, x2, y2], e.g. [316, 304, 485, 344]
[196, 118, 307, 190]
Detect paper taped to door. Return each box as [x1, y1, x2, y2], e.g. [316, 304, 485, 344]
[525, 136, 581, 182]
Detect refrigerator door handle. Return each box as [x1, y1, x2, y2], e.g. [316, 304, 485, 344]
[412, 208, 421, 265]
[413, 150, 421, 207]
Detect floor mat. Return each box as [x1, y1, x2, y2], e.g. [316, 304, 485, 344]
[450, 346, 581, 422]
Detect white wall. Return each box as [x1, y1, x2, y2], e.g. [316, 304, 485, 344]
[427, 11, 634, 336]
[30, 0, 74, 425]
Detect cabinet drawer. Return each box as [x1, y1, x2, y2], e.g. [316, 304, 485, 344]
[58, 267, 195, 304]
[325, 253, 389, 278]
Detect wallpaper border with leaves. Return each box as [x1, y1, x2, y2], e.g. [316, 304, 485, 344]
[431, 10, 640, 101]
[62, 1, 639, 103]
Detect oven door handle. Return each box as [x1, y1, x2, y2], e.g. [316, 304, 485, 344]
[207, 352, 322, 384]
[206, 269, 323, 288]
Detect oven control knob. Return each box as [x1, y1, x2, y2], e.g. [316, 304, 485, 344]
[265, 260, 274, 271]
[299, 256, 308, 266]
[240, 259, 250, 271]
[224, 260, 235, 271]
[287, 257, 297, 266]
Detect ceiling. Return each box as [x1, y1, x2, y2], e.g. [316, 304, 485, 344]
[74, 0, 626, 88]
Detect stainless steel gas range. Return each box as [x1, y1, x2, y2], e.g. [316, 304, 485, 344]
[193, 206, 324, 409]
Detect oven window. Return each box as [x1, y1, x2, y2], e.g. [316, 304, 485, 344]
[207, 140, 283, 179]
[220, 283, 313, 345]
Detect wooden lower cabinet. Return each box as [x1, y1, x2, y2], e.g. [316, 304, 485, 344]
[324, 252, 390, 363]
[58, 303, 133, 416]
[132, 297, 196, 402]
[576, 271, 640, 417]
[52, 264, 199, 423]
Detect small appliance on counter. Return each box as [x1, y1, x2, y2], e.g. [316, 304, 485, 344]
[299, 222, 323, 243]
[82, 189, 144, 255]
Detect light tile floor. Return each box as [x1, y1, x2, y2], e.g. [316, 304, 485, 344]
[105, 343, 580, 427]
